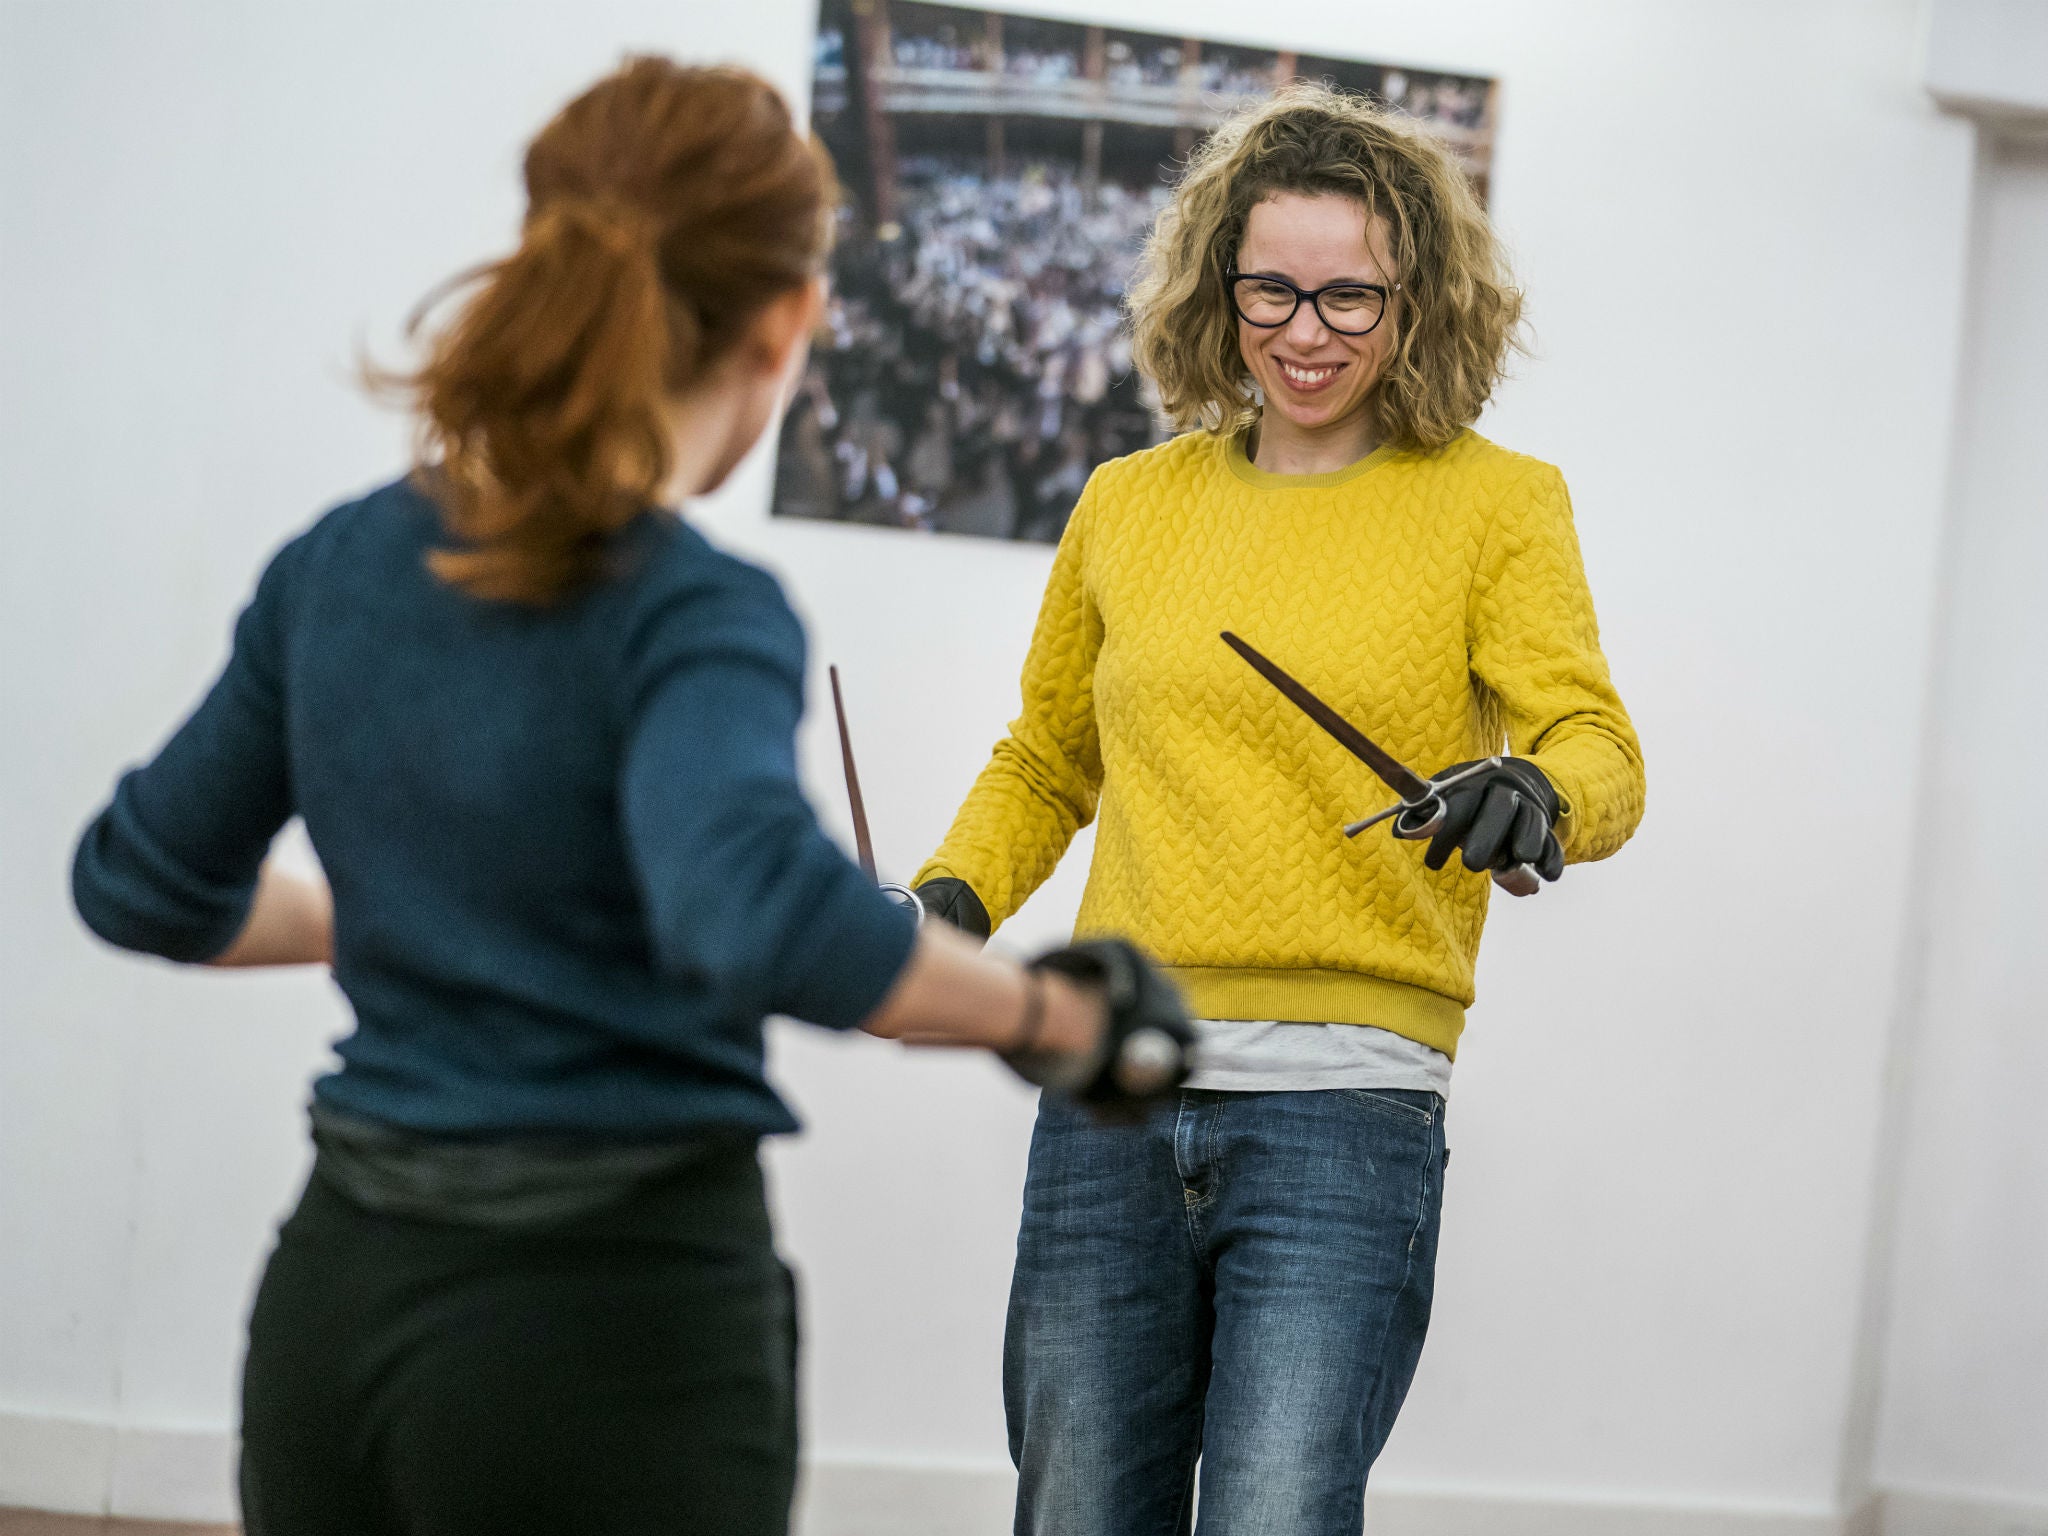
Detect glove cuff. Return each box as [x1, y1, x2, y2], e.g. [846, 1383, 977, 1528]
[1499, 758, 1561, 825]
[911, 877, 991, 939]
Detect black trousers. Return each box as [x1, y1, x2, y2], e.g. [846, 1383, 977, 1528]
[240, 1141, 796, 1536]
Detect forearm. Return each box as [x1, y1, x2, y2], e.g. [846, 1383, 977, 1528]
[1472, 469, 1644, 866]
[919, 486, 1102, 923]
[860, 921, 1097, 1057]
[915, 736, 1095, 924]
[71, 560, 298, 963]
[206, 863, 334, 967]
[1527, 723, 1645, 864]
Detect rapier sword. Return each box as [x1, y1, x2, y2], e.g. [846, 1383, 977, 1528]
[828, 665, 925, 924]
[1218, 632, 1540, 897]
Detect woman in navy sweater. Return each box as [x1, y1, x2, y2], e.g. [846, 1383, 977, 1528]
[70, 57, 1189, 1536]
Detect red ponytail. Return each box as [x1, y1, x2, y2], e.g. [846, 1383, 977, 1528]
[385, 58, 834, 605]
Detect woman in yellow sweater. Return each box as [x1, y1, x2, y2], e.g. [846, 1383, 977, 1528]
[912, 85, 1645, 1535]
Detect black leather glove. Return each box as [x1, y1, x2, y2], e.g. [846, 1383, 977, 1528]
[1418, 758, 1565, 883]
[1009, 939, 1194, 1122]
[912, 877, 991, 939]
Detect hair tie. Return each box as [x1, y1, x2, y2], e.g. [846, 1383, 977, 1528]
[531, 193, 659, 261]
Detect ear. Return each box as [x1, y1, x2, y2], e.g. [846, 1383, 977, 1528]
[747, 277, 827, 378]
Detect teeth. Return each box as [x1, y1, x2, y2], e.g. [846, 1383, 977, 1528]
[1280, 362, 1338, 386]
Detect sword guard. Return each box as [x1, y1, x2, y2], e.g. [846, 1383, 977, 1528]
[1392, 801, 1443, 840]
[878, 882, 926, 927]
[1343, 798, 1443, 840]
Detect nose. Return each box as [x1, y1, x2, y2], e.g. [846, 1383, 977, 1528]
[1284, 299, 1330, 349]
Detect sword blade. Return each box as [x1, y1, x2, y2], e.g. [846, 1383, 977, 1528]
[828, 665, 879, 883]
[1219, 632, 1434, 804]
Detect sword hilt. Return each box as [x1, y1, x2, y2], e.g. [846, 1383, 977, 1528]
[1492, 864, 1541, 898]
[1397, 806, 1541, 896]
[878, 881, 926, 927]
[1344, 756, 1540, 895]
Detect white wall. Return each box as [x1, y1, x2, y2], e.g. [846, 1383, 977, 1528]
[0, 0, 1997, 1528]
[1925, 0, 2048, 118]
[1871, 133, 2048, 1513]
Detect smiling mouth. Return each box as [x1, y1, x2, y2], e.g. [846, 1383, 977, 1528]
[1276, 359, 1345, 392]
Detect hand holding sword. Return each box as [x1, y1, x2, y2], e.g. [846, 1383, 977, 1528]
[827, 665, 1197, 1110]
[1218, 633, 1564, 897]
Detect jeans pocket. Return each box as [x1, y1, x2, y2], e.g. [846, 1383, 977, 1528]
[1338, 1087, 1437, 1127]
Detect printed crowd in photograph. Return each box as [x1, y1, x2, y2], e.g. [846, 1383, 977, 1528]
[772, 0, 1497, 544]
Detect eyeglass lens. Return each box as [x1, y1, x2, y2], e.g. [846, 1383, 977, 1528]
[1231, 276, 1385, 335]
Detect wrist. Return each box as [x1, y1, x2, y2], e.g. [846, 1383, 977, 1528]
[1030, 973, 1104, 1059]
[1005, 972, 1106, 1094]
[1006, 968, 1048, 1054]
[1503, 757, 1560, 822]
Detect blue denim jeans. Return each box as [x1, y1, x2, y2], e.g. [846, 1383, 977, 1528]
[1005, 1088, 1447, 1536]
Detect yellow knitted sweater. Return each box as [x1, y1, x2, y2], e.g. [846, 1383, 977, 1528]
[914, 427, 1645, 1058]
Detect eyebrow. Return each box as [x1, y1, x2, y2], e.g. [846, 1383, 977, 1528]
[1238, 267, 1383, 286]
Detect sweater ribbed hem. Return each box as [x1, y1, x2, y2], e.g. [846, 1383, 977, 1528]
[1159, 965, 1466, 1060]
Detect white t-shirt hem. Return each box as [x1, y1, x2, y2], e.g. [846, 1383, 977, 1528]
[1185, 1018, 1453, 1097]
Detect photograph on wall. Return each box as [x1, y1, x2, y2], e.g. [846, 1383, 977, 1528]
[772, 0, 1498, 544]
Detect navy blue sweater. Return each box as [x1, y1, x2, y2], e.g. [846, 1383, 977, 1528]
[72, 477, 916, 1139]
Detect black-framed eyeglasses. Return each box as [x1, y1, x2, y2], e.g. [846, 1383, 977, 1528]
[1225, 270, 1397, 337]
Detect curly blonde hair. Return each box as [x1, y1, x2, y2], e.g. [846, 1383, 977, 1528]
[1128, 83, 1522, 451]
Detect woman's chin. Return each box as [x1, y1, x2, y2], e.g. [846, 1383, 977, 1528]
[1264, 391, 1367, 435]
